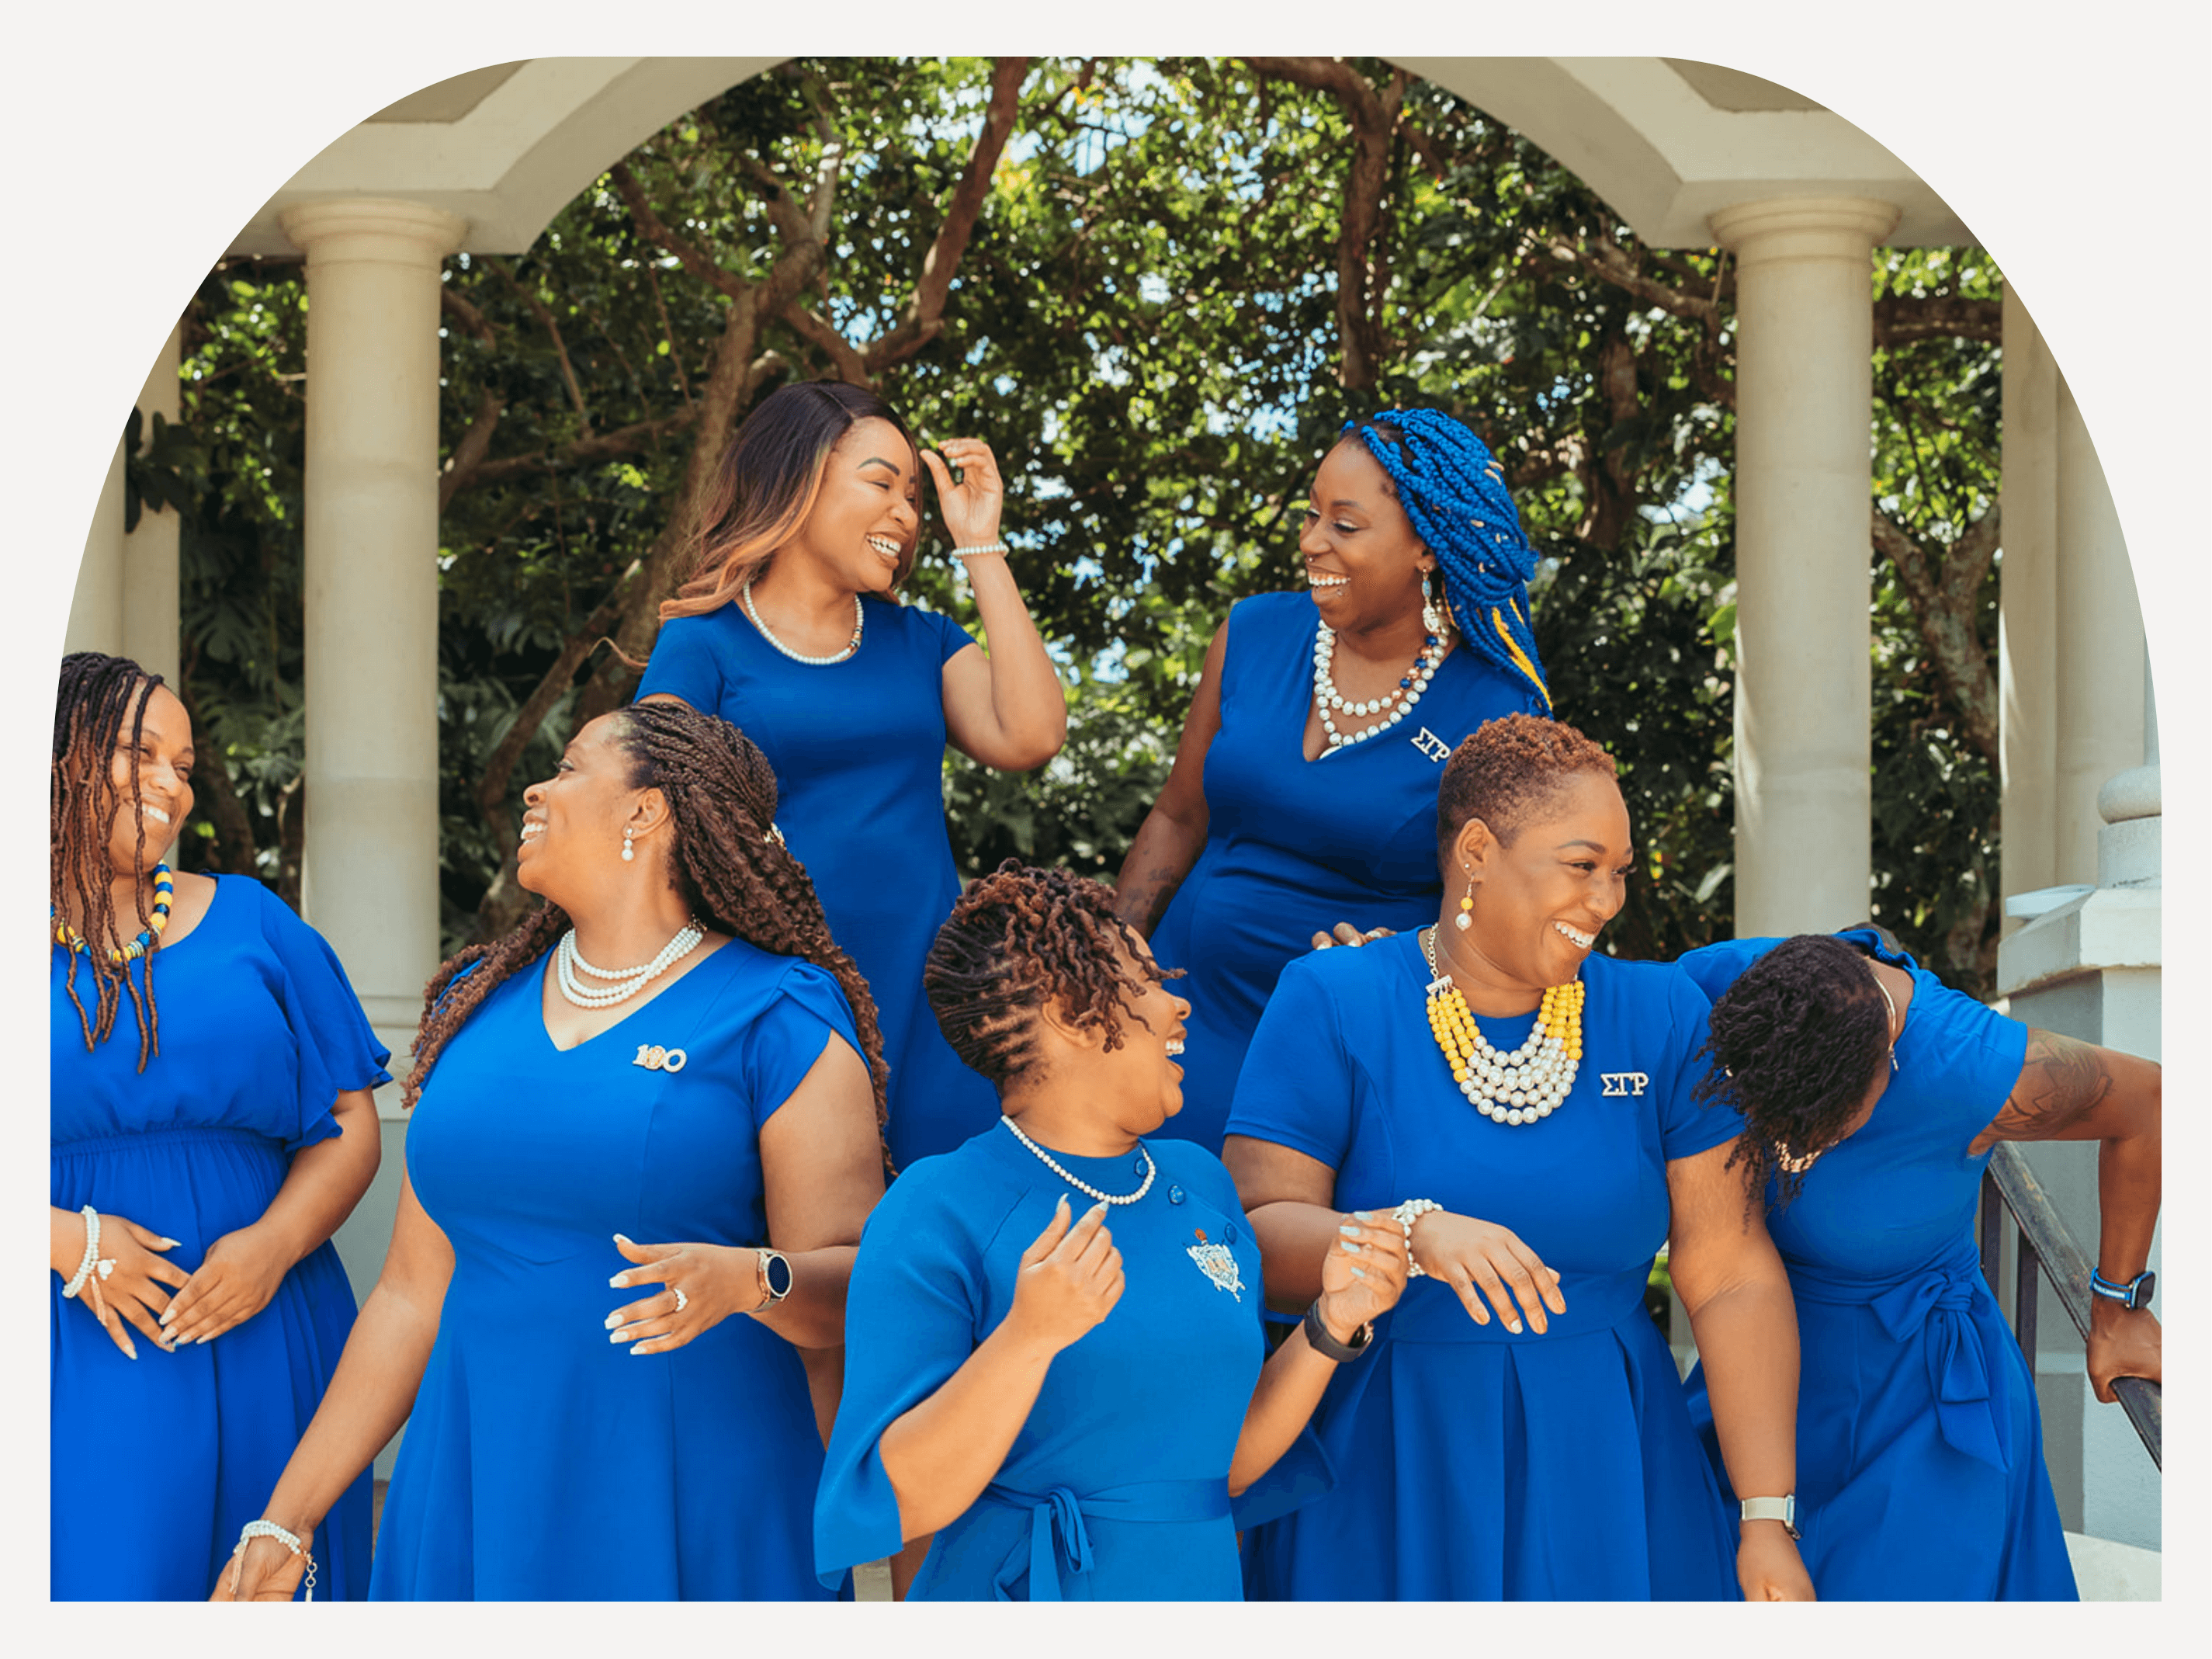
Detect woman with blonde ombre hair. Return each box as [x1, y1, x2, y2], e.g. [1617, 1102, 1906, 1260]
[639, 379, 1066, 1170]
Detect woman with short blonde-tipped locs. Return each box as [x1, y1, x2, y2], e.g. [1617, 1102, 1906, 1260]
[215, 702, 888, 1602]
[1115, 408, 1552, 1154]
[813, 863, 1409, 1601]
[638, 378, 1066, 1173]
[1678, 927, 2161, 1598]
[50, 651, 386, 1601]
[1224, 713, 1815, 1601]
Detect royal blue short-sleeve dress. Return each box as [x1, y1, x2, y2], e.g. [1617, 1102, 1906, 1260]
[369, 939, 860, 1600]
[50, 874, 390, 1600]
[1148, 592, 1545, 1153]
[638, 595, 997, 1172]
[815, 1124, 1306, 1600]
[1224, 935, 1742, 1599]
[1675, 928, 2078, 1600]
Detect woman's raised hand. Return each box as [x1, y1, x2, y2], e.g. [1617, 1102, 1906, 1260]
[56, 1210, 189, 1359]
[603, 1234, 756, 1357]
[161, 1222, 292, 1346]
[1316, 1210, 1409, 1336]
[1407, 1210, 1568, 1334]
[1006, 1196, 1123, 1353]
[919, 437, 1004, 550]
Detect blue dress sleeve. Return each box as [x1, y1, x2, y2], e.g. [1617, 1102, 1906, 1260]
[636, 613, 730, 713]
[919, 603, 978, 665]
[813, 1165, 1001, 1584]
[740, 961, 864, 1133]
[1222, 956, 1356, 1168]
[246, 883, 393, 1151]
[1655, 967, 1743, 1161]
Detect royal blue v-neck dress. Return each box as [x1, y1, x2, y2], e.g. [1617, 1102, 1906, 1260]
[1676, 928, 2079, 1600]
[1225, 935, 1743, 1600]
[815, 1125, 1320, 1600]
[50, 874, 389, 1600]
[1147, 591, 1545, 1153]
[639, 595, 999, 1172]
[369, 939, 859, 1600]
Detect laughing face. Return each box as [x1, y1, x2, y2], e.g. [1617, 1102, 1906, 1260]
[1083, 930, 1194, 1135]
[516, 713, 654, 904]
[785, 416, 921, 594]
[1451, 769, 1631, 996]
[1298, 438, 1434, 631]
[102, 683, 194, 877]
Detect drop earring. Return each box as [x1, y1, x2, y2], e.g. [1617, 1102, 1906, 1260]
[1454, 868, 1474, 932]
[621, 826, 636, 863]
[1421, 570, 1445, 637]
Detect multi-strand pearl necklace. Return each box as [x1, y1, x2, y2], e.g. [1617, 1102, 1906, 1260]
[555, 921, 705, 1009]
[1313, 623, 1445, 753]
[1421, 927, 1584, 1126]
[999, 1115, 1157, 1206]
[743, 578, 864, 666]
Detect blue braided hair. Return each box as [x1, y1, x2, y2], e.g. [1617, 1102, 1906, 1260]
[1340, 408, 1552, 712]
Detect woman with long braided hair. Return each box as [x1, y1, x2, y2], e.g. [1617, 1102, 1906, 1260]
[639, 378, 1066, 1172]
[1115, 407, 1553, 1153]
[217, 701, 889, 1602]
[813, 862, 1409, 1600]
[50, 652, 387, 1599]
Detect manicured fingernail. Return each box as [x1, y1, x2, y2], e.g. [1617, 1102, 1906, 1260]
[1340, 1241, 1364, 1254]
[1506, 1319, 1522, 1334]
[609, 1275, 629, 1288]
[1338, 1223, 1361, 1237]
[604, 1313, 622, 1330]
[1350, 1266, 1368, 1280]
[612, 1234, 633, 1246]
[158, 1308, 174, 1324]
[609, 1330, 625, 1343]
[629, 1344, 653, 1356]
[157, 1237, 181, 1249]
[1353, 1211, 1373, 1222]
[197, 1333, 214, 1345]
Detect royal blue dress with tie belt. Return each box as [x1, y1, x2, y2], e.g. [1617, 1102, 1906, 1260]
[1146, 591, 1545, 1153]
[813, 1124, 1313, 1600]
[1676, 929, 2079, 1600]
[1224, 935, 1743, 1600]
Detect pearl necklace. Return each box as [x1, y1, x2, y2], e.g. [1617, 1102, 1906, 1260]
[1313, 623, 1444, 754]
[1420, 927, 1584, 1126]
[999, 1115, 1156, 1205]
[554, 921, 705, 1008]
[742, 578, 864, 666]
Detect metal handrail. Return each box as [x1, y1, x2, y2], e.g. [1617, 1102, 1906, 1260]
[1979, 1142, 2161, 1470]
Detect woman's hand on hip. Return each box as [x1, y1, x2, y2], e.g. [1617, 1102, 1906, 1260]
[1408, 1210, 1566, 1334]
[161, 1220, 293, 1346]
[1737, 1524, 1816, 1600]
[1004, 1196, 1123, 1355]
[60, 1210, 189, 1359]
[1316, 1210, 1410, 1336]
[919, 437, 1004, 548]
[605, 1234, 759, 1357]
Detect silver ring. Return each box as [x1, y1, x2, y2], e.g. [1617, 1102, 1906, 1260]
[671, 1286, 688, 1314]
[95, 1258, 116, 1280]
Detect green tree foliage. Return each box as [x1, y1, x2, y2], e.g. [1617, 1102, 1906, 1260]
[159, 57, 2005, 992]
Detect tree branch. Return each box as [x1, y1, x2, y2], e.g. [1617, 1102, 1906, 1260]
[782, 300, 871, 384]
[1871, 504, 2001, 764]
[608, 161, 751, 301]
[490, 257, 590, 430]
[1874, 293, 2002, 349]
[439, 387, 506, 512]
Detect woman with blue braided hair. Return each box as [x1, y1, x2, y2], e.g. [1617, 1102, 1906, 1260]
[1114, 408, 1553, 1153]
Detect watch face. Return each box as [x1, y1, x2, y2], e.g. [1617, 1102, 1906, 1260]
[763, 1251, 794, 1299]
[2132, 1271, 2155, 1309]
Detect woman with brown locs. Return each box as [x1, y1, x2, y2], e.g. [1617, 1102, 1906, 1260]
[637, 378, 1066, 1173]
[51, 651, 387, 1599]
[218, 701, 889, 1601]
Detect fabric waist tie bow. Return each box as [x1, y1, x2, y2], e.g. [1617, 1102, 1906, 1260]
[979, 1477, 1231, 1601]
[1801, 1257, 2007, 1470]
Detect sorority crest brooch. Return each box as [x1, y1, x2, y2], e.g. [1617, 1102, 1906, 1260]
[1186, 1227, 1243, 1301]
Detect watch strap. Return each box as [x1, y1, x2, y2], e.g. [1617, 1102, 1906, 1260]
[1740, 1494, 1800, 1539]
[1302, 1299, 1373, 1363]
[2090, 1268, 2152, 1310]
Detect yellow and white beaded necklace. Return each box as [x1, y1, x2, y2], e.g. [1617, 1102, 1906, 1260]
[1420, 925, 1584, 1126]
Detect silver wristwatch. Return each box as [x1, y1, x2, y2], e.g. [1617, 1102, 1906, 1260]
[1740, 1494, 1799, 1539]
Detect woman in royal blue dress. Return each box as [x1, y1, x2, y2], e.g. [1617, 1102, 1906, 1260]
[638, 379, 1066, 1172]
[217, 702, 889, 1601]
[1225, 713, 1815, 1600]
[1115, 408, 1552, 1152]
[814, 863, 1409, 1600]
[50, 652, 385, 1600]
[1679, 928, 2162, 1598]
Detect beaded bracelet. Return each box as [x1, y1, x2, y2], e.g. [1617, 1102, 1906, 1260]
[61, 1206, 100, 1299]
[1392, 1198, 1443, 1279]
[234, 1518, 318, 1601]
[949, 540, 1009, 560]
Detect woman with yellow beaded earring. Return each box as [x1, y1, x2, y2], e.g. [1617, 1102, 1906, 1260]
[1223, 713, 1813, 1601]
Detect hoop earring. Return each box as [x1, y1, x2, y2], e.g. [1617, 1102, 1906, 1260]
[621, 826, 636, 864]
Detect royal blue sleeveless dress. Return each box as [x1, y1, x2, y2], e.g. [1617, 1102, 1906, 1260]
[639, 595, 999, 1172]
[50, 874, 388, 1600]
[1148, 591, 1545, 1152]
[1225, 936, 1743, 1599]
[1676, 928, 2079, 1599]
[369, 939, 859, 1600]
[815, 1124, 1323, 1599]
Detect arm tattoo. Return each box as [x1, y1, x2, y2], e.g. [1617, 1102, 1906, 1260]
[1978, 1029, 2115, 1146]
[1115, 864, 1187, 934]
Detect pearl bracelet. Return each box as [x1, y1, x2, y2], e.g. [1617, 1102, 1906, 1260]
[949, 540, 1009, 560]
[234, 1518, 318, 1601]
[1392, 1199, 1443, 1279]
[61, 1205, 100, 1299]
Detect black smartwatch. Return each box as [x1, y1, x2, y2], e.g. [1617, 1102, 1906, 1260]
[754, 1248, 793, 1311]
[2090, 1268, 2155, 1312]
[1303, 1299, 1373, 1363]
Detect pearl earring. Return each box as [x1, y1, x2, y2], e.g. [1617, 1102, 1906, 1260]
[1454, 869, 1474, 932]
[621, 826, 636, 863]
[1421, 570, 1445, 637]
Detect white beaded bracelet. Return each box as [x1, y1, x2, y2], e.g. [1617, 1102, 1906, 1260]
[1392, 1198, 1444, 1279]
[949, 540, 1009, 560]
[234, 1518, 318, 1601]
[61, 1205, 100, 1299]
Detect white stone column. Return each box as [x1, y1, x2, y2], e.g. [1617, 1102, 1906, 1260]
[280, 199, 466, 1036]
[1999, 288, 2059, 918]
[65, 439, 127, 658]
[1709, 197, 1899, 937]
[2052, 377, 2145, 887]
[121, 322, 184, 687]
